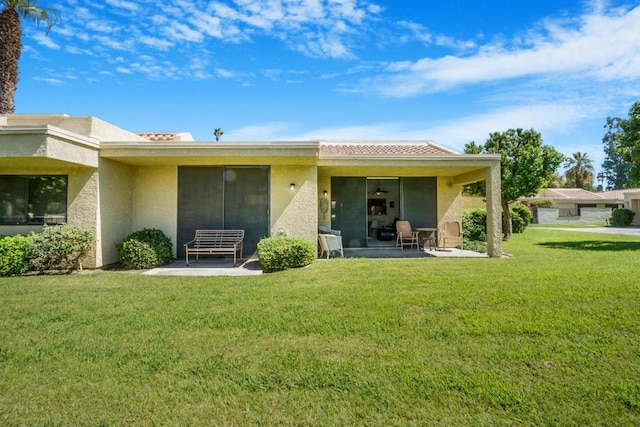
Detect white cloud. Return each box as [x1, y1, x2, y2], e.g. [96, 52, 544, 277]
[364, 4, 640, 97]
[33, 76, 64, 86]
[104, 0, 139, 13]
[271, 101, 604, 153]
[228, 122, 291, 140]
[32, 33, 60, 49]
[164, 22, 204, 43]
[86, 20, 117, 33]
[215, 67, 236, 79]
[139, 36, 174, 51]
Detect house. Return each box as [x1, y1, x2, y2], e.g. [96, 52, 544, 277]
[520, 188, 631, 224]
[619, 190, 640, 225]
[0, 114, 503, 267]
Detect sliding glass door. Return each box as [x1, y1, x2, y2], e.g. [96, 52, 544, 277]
[331, 177, 367, 248]
[177, 166, 269, 258]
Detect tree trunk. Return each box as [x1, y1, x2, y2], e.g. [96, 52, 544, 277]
[502, 199, 513, 239]
[0, 7, 22, 115]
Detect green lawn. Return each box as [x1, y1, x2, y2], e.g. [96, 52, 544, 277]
[1, 230, 639, 425]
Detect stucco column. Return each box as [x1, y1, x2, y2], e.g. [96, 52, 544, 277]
[485, 163, 503, 257]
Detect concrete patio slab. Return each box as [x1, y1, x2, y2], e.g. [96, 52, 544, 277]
[143, 247, 488, 276]
[143, 257, 263, 276]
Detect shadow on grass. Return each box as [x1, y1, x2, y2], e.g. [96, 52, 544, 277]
[537, 240, 640, 252]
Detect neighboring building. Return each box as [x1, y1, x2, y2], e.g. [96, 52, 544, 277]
[0, 114, 503, 266]
[620, 190, 640, 225]
[521, 187, 639, 224]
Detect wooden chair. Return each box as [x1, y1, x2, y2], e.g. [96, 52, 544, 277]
[318, 233, 344, 259]
[395, 220, 419, 251]
[441, 221, 464, 249]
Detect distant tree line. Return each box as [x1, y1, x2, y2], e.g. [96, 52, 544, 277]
[598, 101, 640, 190]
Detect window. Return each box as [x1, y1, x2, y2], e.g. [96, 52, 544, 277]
[0, 175, 68, 225]
[368, 198, 387, 215]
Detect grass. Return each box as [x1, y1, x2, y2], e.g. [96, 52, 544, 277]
[1, 229, 639, 425]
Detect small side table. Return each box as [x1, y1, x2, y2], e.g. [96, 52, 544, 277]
[416, 227, 438, 251]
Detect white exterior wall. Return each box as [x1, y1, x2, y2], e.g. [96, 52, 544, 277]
[270, 165, 317, 242]
[97, 159, 133, 266]
[536, 207, 611, 224]
[130, 166, 178, 255]
[580, 208, 612, 223]
[536, 208, 559, 224]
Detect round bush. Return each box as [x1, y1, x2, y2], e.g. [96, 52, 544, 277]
[29, 224, 95, 273]
[462, 208, 487, 242]
[510, 209, 526, 234]
[531, 199, 554, 208]
[257, 236, 316, 273]
[610, 208, 635, 226]
[511, 203, 533, 227]
[0, 235, 32, 276]
[118, 228, 173, 269]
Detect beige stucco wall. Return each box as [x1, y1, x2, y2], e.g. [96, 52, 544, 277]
[6, 114, 146, 142]
[130, 166, 178, 255]
[317, 175, 331, 228]
[97, 159, 133, 266]
[271, 165, 317, 241]
[631, 199, 640, 226]
[67, 168, 99, 252]
[437, 178, 463, 227]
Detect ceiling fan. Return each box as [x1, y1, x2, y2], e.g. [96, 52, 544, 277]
[369, 182, 388, 196]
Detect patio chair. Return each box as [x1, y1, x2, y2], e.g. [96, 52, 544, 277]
[395, 220, 419, 251]
[318, 233, 344, 259]
[441, 220, 464, 249]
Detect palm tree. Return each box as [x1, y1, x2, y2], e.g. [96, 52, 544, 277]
[0, 0, 58, 114]
[213, 128, 224, 141]
[564, 152, 595, 189]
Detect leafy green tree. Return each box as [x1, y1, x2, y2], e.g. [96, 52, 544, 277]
[564, 152, 594, 189]
[615, 101, 640, 186]
[547, 172, 565, 188]
[213, 128, 224, 141]
[599, 117, 632, 190]
[0, 0, 58, 114]
[464, 128, 565, 239]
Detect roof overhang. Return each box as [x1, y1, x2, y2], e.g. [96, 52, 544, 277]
[99, 141, 320, 166]
[318, 154, 501, 178]
[0, 125, 99, 169]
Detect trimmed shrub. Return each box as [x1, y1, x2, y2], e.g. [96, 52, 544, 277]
[510, 209, 526, 234]
[463, 239, 487, 253]
[610, 208, 635, 226]
[531, 199, 554, 208]
[0, 235, 32, 276]
[462, 208, 487, 242]
[118, 228, 173, 269]
[30, 224, 95, 273]
[257, 236, 316, 273]
[511, 203, 533, 227]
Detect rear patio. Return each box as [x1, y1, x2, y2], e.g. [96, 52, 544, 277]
[142, 247, 487, 276]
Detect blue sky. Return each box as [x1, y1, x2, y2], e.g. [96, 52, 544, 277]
[15, 0, 640, 175]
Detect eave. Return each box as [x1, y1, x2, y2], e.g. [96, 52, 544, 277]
[99, 140, 320, 166]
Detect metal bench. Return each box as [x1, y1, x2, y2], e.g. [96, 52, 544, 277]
[184, 229, 244, 265]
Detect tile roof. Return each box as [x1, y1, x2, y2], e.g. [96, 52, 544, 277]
[319, 141, 456, 156]
[544, 188, 604, 199]
[598, 188, 640, 200]
[137, 132, 177, 142]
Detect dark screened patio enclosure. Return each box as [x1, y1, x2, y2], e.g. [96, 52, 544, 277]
[331, 177, 437, 248]
[177, 166, 269, 258]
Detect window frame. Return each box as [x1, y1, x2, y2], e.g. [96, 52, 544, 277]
[0, 175, 68, 225]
